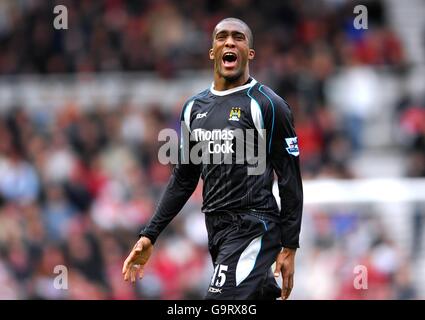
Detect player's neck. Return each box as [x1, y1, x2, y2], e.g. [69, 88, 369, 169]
[213, 73, 251, 91]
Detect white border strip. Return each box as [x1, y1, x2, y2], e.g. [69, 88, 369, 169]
[273, 178, 425, 204]
[210, 78, 257, 96]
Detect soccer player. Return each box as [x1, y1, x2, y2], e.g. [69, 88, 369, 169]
[122, 17, 303, 300]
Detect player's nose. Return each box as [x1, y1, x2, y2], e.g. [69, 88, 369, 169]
[224, 36, 236, 47]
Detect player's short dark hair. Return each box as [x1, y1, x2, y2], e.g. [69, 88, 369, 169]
[212, 18, 254, 49]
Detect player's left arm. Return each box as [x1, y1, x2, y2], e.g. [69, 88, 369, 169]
[263, 88, 303, 299]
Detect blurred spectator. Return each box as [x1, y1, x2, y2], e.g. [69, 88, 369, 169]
[396, 95, 425, 259]
[42, 183, 76, 242]
[0, 149, 40, 204]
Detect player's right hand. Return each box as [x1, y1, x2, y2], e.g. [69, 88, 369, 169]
[122, 236, 153, 283]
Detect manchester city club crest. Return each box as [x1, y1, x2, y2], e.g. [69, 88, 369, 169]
[228, 107, 241, 121]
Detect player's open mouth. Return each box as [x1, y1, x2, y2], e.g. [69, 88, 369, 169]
[222, 52, 237, 68]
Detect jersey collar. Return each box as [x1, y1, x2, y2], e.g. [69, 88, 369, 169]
[210, 78, 257, 96]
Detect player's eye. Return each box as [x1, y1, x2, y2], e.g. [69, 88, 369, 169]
[216, 33, 227, 40]
[233, 33, 245, 41]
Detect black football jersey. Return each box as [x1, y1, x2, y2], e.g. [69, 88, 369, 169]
[140, 78, 303, 248]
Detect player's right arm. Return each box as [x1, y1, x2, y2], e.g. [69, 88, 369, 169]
[256, 85, 303, 300]
[122, 100, 201, 282]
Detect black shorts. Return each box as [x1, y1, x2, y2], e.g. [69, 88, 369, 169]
[204, 212, 282, 300]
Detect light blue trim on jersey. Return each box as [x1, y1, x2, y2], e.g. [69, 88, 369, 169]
[180, 100, 194, 163]
[235, 235, 263, 286]
[260, 219, 268, 231]
[180, 125, 185, 163]
[258, 85, 275, 154]
[249, 98, 265, 139]
[184, 100, 194, 132]
[247, 85, 264, 133]
[179, 90, 209, 163]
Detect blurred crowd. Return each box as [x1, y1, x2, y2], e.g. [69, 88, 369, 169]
[0, 103, 419, 299]
[0, 0, 422, 299]
[0, 0, 405, 75]
[0, 0, 409, 174]
[0, 103, 210, 299]
[298, 206, 417, 299]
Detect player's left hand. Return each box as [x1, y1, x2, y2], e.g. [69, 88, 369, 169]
[274, 247, 296, 300]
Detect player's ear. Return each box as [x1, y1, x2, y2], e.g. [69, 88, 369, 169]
[248, 48, 255, 60]
[209, 48, 214, 60]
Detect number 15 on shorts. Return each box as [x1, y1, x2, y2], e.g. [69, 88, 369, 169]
[211, 264, 228, 287]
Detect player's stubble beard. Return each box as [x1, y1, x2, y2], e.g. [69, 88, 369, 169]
[214, 53, 248, 83]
